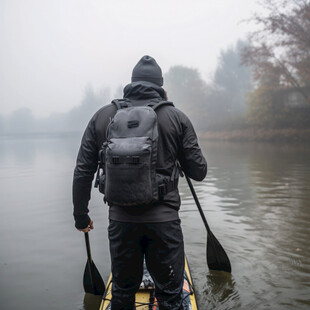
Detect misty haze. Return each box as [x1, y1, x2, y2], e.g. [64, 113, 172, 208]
[0, 40, 252, 135]
[1, 1, 310, 310]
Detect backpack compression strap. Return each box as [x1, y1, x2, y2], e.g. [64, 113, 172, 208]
[112, 99, 132, 110]
[148, 100, 174, 110]
[149, 101, 178, 199]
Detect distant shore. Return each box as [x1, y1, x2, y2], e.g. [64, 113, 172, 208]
[1, 128, 310, 143]
[199, 128, 310, 142]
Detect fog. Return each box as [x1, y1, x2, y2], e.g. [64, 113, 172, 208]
[0, 0, 260, 133]
[1, 2, 310, 309]
[0, 40, 252, 134]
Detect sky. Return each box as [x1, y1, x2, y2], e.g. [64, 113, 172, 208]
[0, 0, 261, 117]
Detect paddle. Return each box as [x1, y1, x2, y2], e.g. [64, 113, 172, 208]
[184, 174, 232, 273]
[83, 232, 105, 295]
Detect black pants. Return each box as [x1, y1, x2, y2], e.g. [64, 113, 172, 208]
[108, 220, 185, 310]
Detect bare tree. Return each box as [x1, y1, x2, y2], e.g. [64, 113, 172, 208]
[242, 0, 310, 102]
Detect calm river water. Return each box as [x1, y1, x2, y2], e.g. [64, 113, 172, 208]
[0, 133, 309, 310]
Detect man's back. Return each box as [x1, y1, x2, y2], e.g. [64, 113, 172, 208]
[73, 55, 207, 310]
[73, 80, 207, 226]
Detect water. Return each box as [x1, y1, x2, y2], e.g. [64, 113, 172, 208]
[0, 134, 309, 309]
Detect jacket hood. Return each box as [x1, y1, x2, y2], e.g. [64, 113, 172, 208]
[123, 81, 165, 100]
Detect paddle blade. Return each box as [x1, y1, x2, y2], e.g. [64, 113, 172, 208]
[207, 232, 231, 273]
[83, 260, 105, 295]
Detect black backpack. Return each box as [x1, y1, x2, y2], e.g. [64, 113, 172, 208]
[95, 99, 179, 207]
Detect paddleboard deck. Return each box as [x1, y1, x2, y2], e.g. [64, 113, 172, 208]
[99, 256, 198, 310]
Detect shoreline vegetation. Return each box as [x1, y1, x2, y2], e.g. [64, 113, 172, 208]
[1, 128, 310, 143]
[199, 128, 310, 142]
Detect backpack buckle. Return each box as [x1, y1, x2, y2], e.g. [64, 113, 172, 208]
[98, 149, 105, 166]
[112, 156, 120, 164]
[132, 156, 140, 164]
[158, 184, 167, 198]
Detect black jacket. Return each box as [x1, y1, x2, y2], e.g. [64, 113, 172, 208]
[73, 81, 207, 229]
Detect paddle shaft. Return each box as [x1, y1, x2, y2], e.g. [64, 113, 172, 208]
[184, 174, 221, 266]
[84, 232, 96, 292]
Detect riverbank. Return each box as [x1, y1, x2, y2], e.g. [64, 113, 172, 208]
[199, 128, 310, 142]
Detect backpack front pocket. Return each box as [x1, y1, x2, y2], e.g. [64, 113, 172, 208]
[105, 137, 154, 206]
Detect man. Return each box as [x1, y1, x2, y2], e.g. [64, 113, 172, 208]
[73, 55, 207, 310]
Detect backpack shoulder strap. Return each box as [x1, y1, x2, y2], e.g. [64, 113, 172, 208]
[148, 100, 174, 111]
[112, 99, 132, 110]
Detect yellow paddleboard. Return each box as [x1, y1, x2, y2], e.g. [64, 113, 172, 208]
[100, 256, 198, 310]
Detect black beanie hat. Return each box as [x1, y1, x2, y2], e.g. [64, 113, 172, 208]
[131, 55, 163, 86]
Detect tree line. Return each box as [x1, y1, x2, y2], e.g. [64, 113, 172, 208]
[1, 0, 309, 135]
[0, 87, 111, 134]
[166, 0, 310, 132]
[242, 0, 310, 129]
[0, 40, 253, 134]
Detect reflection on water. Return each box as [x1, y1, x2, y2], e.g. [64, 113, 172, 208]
[83, 294, 102, 310]
[180, 141, 310, 309]
[0, 135, 309, 309]
[203, 271, 241, 310]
